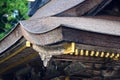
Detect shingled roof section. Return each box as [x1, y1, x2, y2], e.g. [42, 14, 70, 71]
[20, 16, 120, 46]
[1, 0, 120, 77]
[30, 0, 112, 19]
[28, 0, 50, 16]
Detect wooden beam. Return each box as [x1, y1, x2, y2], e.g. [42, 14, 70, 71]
[0, 45, 27, 64]
[53, 55, 105, 63]
[0, 53, 38, 75]
[63, 27, 120, 51]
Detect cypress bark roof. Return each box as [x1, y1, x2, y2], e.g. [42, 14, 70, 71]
[0, 0, 120, 76]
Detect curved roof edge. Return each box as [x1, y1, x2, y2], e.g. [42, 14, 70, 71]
[30, 0, 85, 19]
[0, 24, 23, 54]
[20, 16, 120, 36]
[1, 16, 120, 53]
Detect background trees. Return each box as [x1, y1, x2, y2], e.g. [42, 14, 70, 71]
[0, 0, 29, 40]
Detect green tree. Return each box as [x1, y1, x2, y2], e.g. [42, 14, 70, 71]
[0, 0, 29, 40]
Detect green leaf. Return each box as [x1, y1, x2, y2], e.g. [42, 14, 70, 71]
[0, 0, 29, 40]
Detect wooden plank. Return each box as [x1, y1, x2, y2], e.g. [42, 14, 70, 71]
[0, 52, 38, 75]
[53, 55, 105, 63]
[63, 27, 120, 49]
[0, 45, 26, 64]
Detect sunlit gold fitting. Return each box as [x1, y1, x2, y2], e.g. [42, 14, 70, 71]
[114, 53, 120, 60]
[105, 52, 110, 58]
[75, 49, 79, 55]
[90, 51, 94, 56]
[100, 52, 104, 57]
[26, 41, 31, 47]
[85, 50, 89, 56]
[80, 49, 84, 56]
[95, 51, 99, 57]
[64, 42, 75, 54]
[110, 53, 115, 58]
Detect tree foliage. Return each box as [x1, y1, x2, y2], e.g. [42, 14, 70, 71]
[0, 0, 29, 40]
